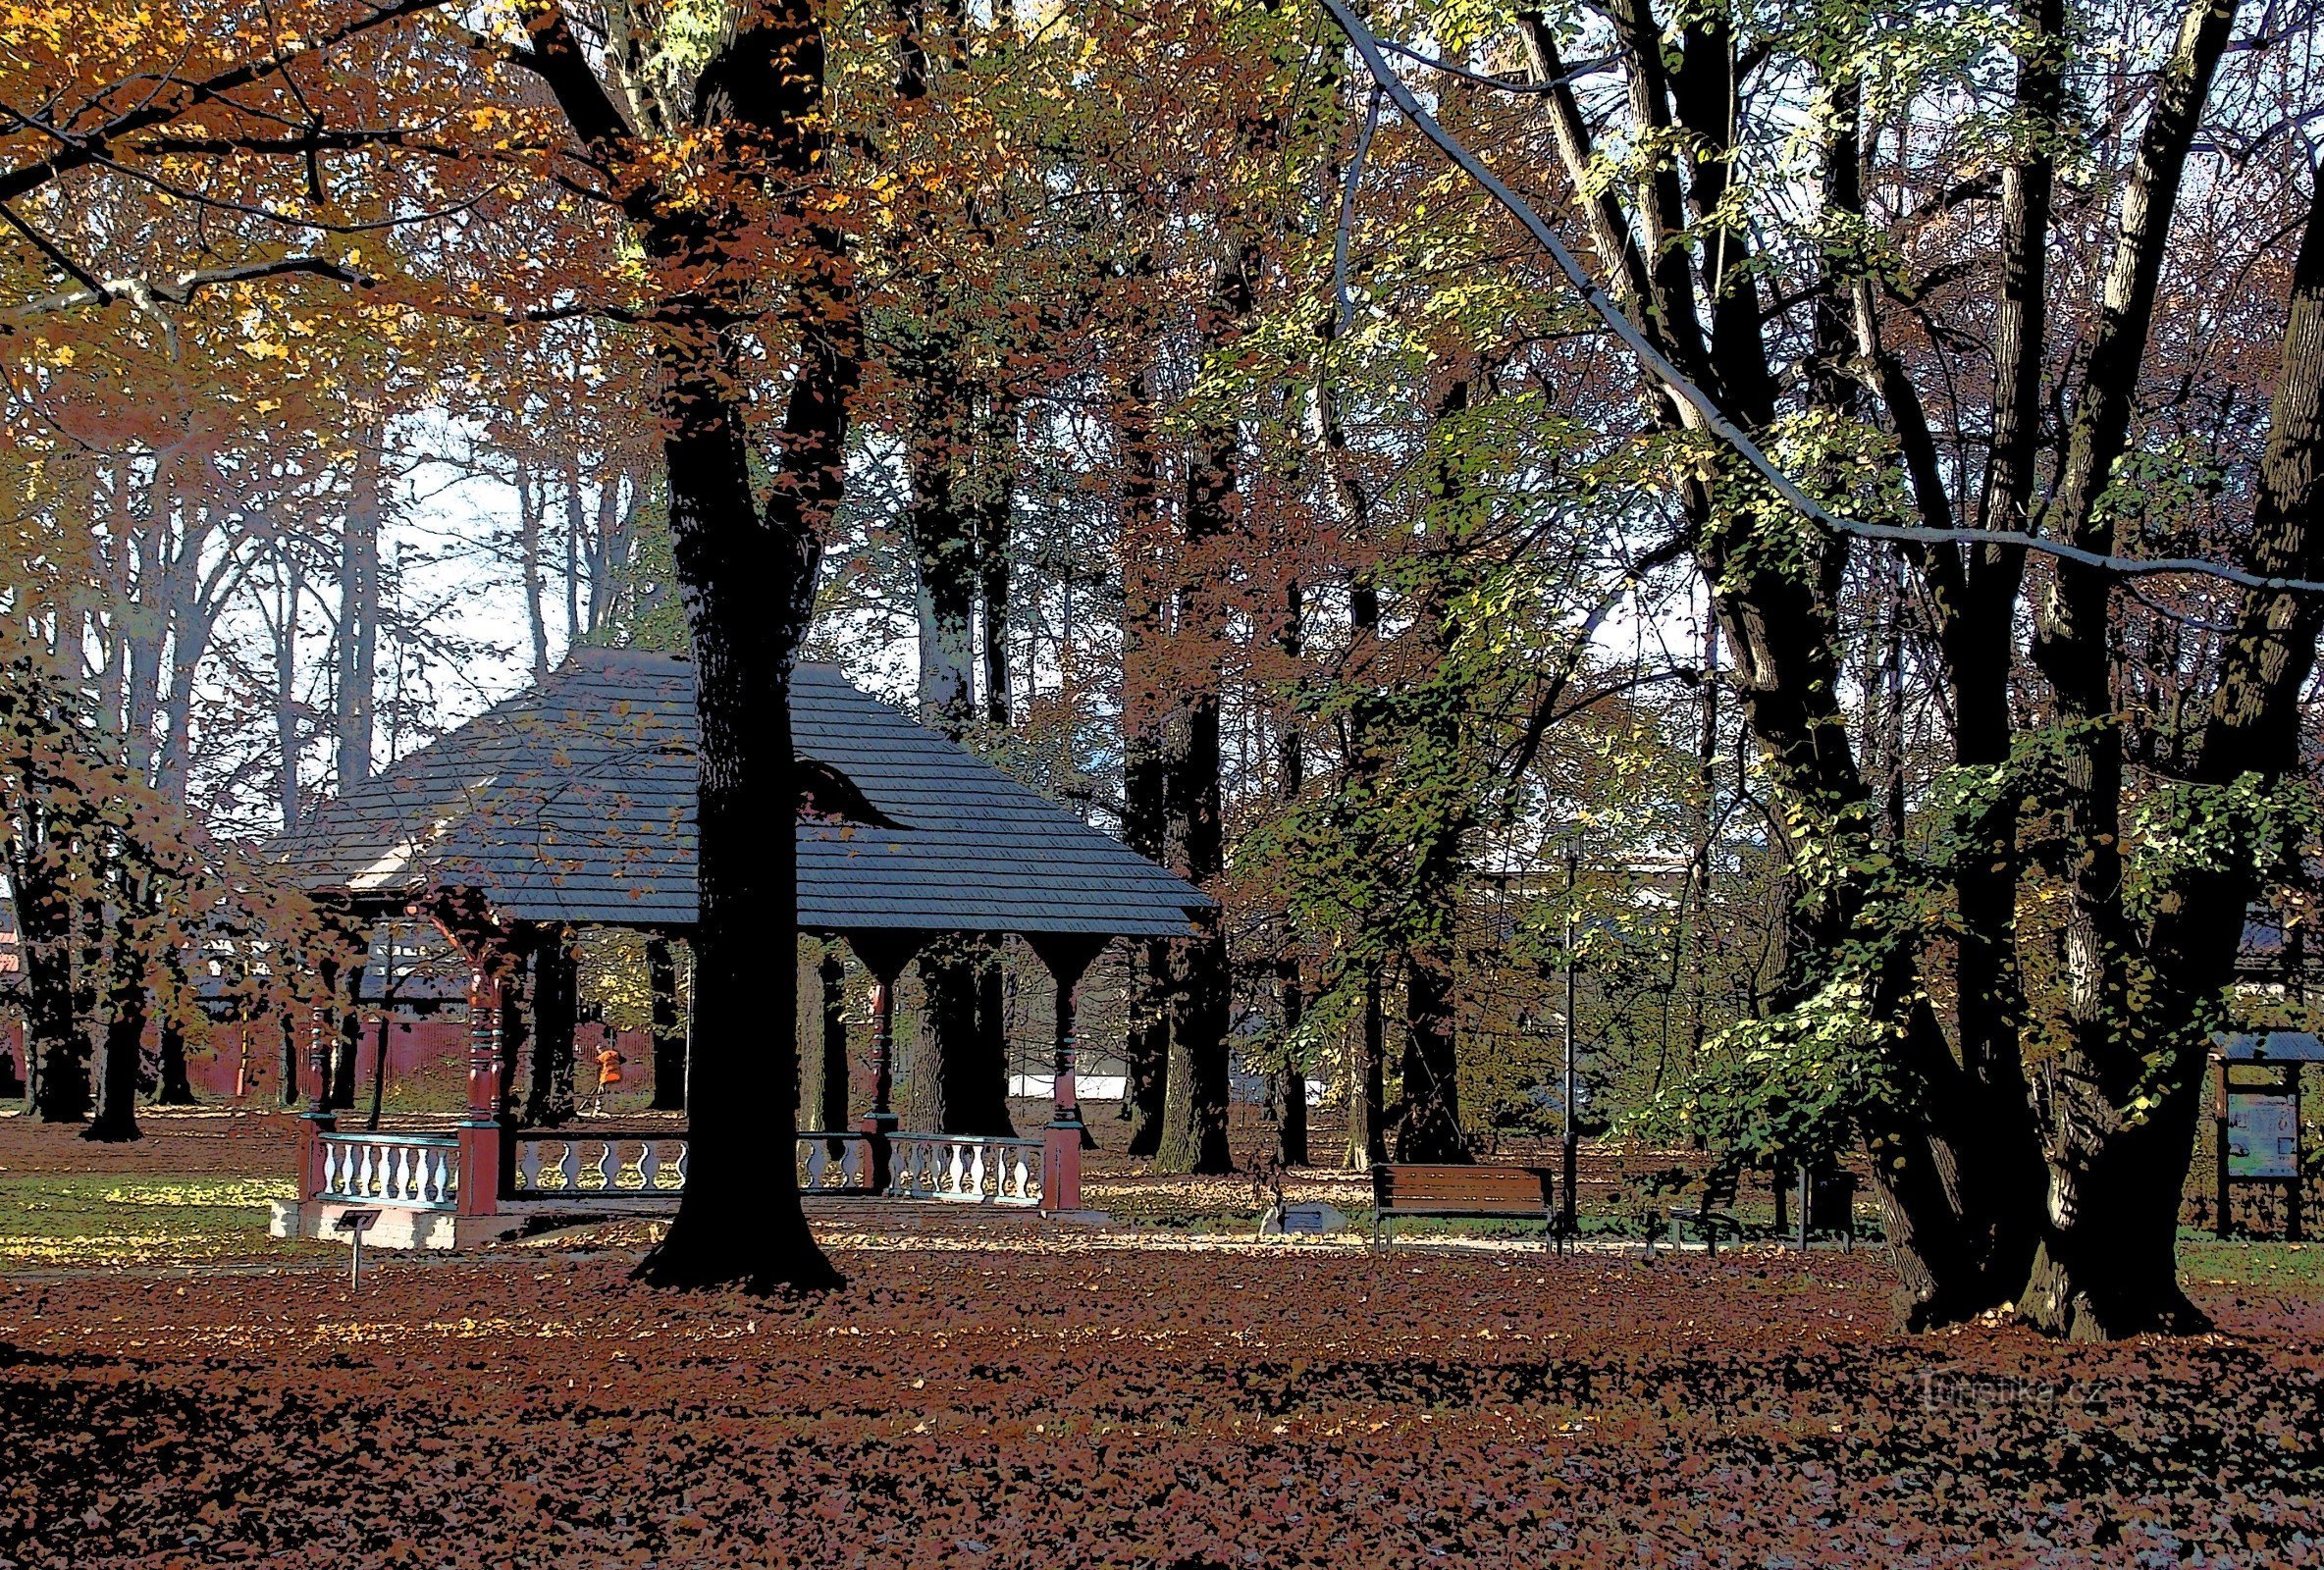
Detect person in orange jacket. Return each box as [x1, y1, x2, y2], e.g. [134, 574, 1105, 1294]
[586, 1042, 625, 1117]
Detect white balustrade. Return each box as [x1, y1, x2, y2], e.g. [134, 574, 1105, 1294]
[508, 1132, 689, 1202]
[797, 1133, 873, 1193]
[884, 1134, 1043, 1208]
[317, 1134, 460, 1210]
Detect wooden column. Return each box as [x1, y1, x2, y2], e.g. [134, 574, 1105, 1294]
[295, 1003, 336, 1202]
[1029, 933, 1107, 1216]
[847, 931, 926, 1192]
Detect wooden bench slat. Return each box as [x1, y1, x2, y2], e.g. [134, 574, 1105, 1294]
[1370, 1164, 1558, 1250]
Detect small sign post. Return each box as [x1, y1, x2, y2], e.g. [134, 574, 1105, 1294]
[2213, 1033, 2315, 1241]
[334, 1208, 382, 1289]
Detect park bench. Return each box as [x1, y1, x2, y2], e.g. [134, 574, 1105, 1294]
[1370, 1163, 1558, 1252]
[1659, 1167, 1744, 1258]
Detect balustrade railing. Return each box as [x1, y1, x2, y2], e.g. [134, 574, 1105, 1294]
[796, 1132, 875, 1194]
[510, 1131, 689, 1202]
[318, 1133, 460, 1210]
[885, 1134, 1043, 1207]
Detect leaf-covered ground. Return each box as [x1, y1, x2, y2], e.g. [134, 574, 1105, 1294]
[3, 1243, 2321, 1569]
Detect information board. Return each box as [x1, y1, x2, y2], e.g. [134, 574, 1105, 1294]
[2227, 1091, 2300, 1179]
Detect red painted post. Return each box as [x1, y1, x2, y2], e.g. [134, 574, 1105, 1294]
[1030, 936, 1103, 1217]
[456, 972, 503, 1218]
[1042, 975, 1083, 1214]
[858, 970, 898, 1192]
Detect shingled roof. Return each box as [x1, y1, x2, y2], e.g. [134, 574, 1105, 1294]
[279, 649, 1209, 937]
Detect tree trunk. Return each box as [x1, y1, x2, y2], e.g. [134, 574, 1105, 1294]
[1396, 949, 1465, 1161]
[323, 947, 365, 1111]
[274, 549, 304, 832]
[1122, 939, 1171, 1154]
[2012, 0, 2241, 1338]
[147, 941, 195, 1105]
[1346, 970, 1386, 1171]
[16, 842, 84, 1124]
[524, 923, 579, 1127]
[82, 904, 147, 1143]
[2023, 162, 2324, 1339]
[1155, 922, 1231, 1174]
[154, 1017, 194, 1105]
[516, 459, 552, 686]
[336, 427, 383, 788]
[648, 936, 686, 1111]
[1117, 364, 1172, 1157]
[607, 0, 856, 1293]
[1276, 955, 1308, 1168]
[1151, 271, 1242, 1177]
[365, 1008, 392, 1130]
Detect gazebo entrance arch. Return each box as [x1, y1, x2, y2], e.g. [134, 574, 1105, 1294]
[270, 651, 1207, 1249]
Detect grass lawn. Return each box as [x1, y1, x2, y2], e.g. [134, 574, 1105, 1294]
[2180, 1237, 2324, 1293]
[0, 1174, 322, 1273]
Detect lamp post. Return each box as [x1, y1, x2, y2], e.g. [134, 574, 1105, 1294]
[1559, 842, 1579, 1244]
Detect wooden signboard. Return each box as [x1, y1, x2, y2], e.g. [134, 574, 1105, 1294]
[2213, 1036, 2307, 1240]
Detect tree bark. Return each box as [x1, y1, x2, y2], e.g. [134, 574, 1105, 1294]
[336, 426, 383, 788]
[1117, 361, 1173, 1157]
[1151, 250, 1245, 1178]
[1155, 920, 1231, 1174]
[1346, 969, 1386, 1172]
[2016, 0, 2240, 1339]
[2023, 166, 2324, 1340]
[549, 0, 860, 1293]
[14, 834, 84, 1123]
[524, 923, 579, 1127]
[272, 547, 304, 832]
[1121, 939, 1170, 1154]
[82, 893, 148, 1143]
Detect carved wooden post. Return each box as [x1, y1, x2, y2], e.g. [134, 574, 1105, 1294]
[848, 932, 924, 1194]
[294, 1003, 336, 1203]
[1029, 934, 1106, 1216]
[457, 970, 504, 1218]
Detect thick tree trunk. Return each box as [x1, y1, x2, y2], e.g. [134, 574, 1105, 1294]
[1155, 921, 1231, 1174]
[1151, 288, 1241, 1177]
[1396, 949, 1465, 1162]
[16, 845, 84, 1124]
[82, 905, 147, 1143]
[524, 923, 579, 1127]
[607, 0, 855, 1294]
[2022, 164, 2324, 1339]
[913, 935, 1014, 1135]
[647, 936, 686, 1111]
[1117, 366, 1172, 1157]
[2013, 0, 2241, 1338]
[155, 1018, 195, 1106]
[152, 944, 195, 1105]
[1121, 939, 1171, 1154]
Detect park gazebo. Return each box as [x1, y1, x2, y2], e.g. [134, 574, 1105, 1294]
[269, 648, 1209, 1248]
